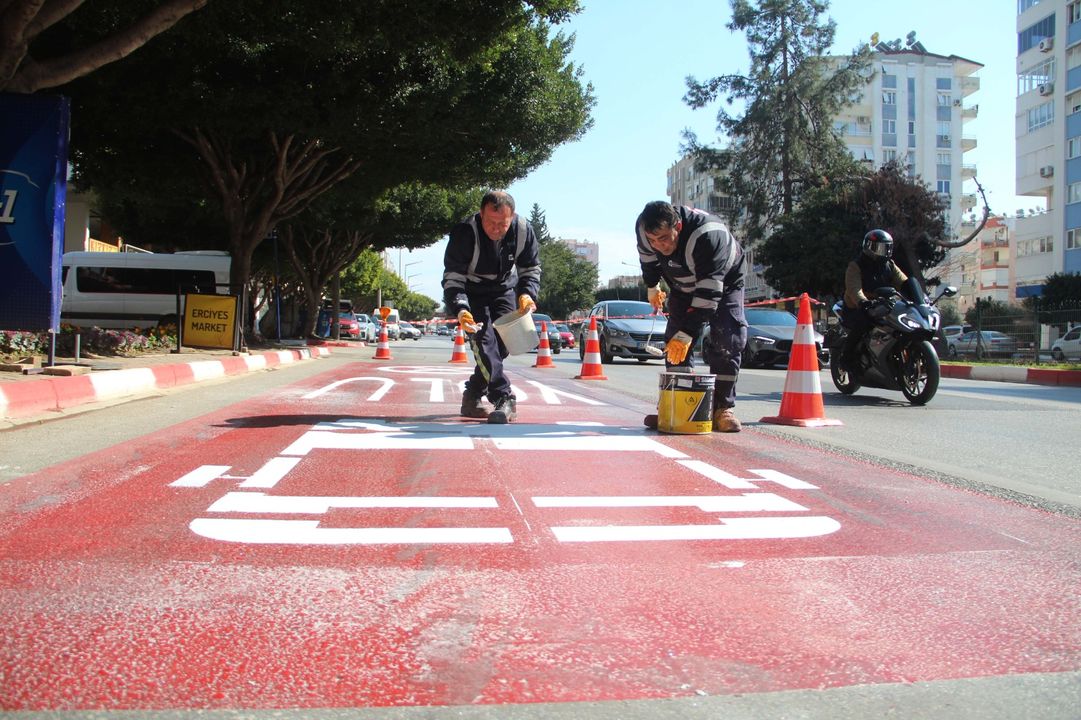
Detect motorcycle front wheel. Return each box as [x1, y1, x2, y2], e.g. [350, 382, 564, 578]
[830, 360, 860, 394]
[899, 340, 940, 405]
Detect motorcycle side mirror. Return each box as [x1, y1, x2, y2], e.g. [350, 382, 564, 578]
[940, 286, 958, 298]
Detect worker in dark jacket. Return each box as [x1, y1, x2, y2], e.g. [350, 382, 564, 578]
[443, 190, 540, 424]
[637, 201, 747, 433]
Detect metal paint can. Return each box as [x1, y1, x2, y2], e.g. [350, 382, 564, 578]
[657, 372, 715, 434]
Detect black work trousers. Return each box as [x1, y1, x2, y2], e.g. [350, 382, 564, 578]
[464, 289, 516, 402]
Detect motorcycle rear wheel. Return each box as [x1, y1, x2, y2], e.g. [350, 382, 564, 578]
[899, 340, 940, 405]
[830, 360, 860, 394]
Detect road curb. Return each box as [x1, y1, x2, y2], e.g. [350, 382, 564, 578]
[940, 363, 1081, 387]
[0, 347, 330, 420]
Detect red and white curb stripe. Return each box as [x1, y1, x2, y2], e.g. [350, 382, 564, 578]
[0, 347, 330, 420]
[940, 364, 1081, 387]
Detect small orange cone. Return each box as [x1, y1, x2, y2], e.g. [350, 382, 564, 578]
[575, 316, 608, 380]
[373, 322, 393, 360]
[760, 293, 841, 427]
[533, 321, 556, 368]
[449, 326, 469, 363]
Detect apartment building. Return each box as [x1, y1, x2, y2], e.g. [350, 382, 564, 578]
[1014, 0, 1081, 299]
[668, 38, 983, 303]
[932, 215, 1015, 314]
[556, 237, 599, 268]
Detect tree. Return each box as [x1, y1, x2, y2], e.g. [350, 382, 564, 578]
[683, 0, 871, 241]
[0, 0, 208, 93]
[1025, 272, 1081, 312]
[60, 0, 594, 309]
[529, 204, 553, 243]
[756, 162, 948, 298]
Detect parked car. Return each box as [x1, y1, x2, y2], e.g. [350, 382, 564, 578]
[317, 309, 362, 340]
[554, 322, 576, 350]
[436, 324, 451, 336]
[576, 300, 665, 363]
[531, 312, 562, 354]
[950, 330, 1018, 359]
[354, 313, 378, 342]
[398, 321, 421, 340]
[701, 308, 828, 368]
[1051, 326, 1081, 361]
[936, 324, 973, 357]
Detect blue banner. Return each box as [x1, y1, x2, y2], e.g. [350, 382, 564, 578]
[0, 93, 70, 332]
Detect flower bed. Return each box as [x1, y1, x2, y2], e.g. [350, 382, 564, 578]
[0, 324, 177, 362]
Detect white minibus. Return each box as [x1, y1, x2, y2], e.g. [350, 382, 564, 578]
[61, 251, 231, 329]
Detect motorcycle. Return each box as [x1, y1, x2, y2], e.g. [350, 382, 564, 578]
[826, 284, 958, 405]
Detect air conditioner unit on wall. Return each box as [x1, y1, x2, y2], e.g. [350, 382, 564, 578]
[1038, 82, 1054, 96]
[1039, 165, 1054, 177]
[1039, 37, 1054, 52]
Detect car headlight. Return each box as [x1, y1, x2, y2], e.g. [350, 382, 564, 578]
[608, 327, 629, 338]
[750, 335, 775, 346]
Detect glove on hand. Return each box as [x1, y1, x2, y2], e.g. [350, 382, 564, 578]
[647, 285, 667, 312]
[517, 294, 536, 314]
[859, 299, 874, 311]
[458, 309, 481, 334]
[665, 331, 693, 364]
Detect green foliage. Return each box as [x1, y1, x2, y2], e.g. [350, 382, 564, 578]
[1023, 272, 1081, 313]
[538, 240, 598, 319]
[683, 0, 872, 240]
[529, 204, 554, 244]
[756, 163, 948, 297]
[0, 325, 176, 359]
[60, 0, 595, 295]
[936, 299, 963, 327]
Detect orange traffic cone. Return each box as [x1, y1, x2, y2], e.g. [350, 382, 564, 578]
[373, 322, 393, 360]
[449, 326, 470, 363]
[761, 293, 841, 427]
[533, 321, 556, 368]
[575, 316, 608, 380]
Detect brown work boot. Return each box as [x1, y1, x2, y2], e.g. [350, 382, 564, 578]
[712, 407, 742, 433]
[643, 414, 658, 430]
[460, 388, 489, 419]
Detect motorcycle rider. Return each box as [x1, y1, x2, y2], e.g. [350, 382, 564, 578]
[840, 229, 922, 373]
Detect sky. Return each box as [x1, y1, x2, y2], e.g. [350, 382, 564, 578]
[402, 0, 1029, 305]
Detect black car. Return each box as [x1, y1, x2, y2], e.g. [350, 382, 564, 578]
[531, 312, 561, 354]
[702, 308, 829, 368]
[577, 300, 666, 363]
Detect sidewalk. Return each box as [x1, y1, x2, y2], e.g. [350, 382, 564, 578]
[0, 340, 337, 423]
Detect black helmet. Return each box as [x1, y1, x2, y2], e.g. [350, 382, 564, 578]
[862, 229, 894, 260]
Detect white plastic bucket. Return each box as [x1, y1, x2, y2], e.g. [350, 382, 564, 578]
[493, 309, 540, 355]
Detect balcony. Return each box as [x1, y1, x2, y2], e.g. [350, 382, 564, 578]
[961, 104, 978, 120]
[961, 136, 977, 152]
[961, 163, 977, 179]
[960, 193, 978, 210]
[960, 76, 980, 97]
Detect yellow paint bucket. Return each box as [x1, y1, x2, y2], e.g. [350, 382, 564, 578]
[657, 372, 715, 434]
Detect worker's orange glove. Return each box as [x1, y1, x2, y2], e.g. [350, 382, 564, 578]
[457, 309, 481, 333]
[517, 294, 536, 314]
[647, 285, 667, 312]
[665, 331, 693, 364]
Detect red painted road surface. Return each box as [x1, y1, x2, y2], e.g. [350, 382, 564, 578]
[2, 360, 1079, 711]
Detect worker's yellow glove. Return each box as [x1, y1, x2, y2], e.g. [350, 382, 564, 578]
[457, 309, 481, 334]
[665, 331, 693, 364]
[517, 294, 536, 314]
[647, 285, 667, 312]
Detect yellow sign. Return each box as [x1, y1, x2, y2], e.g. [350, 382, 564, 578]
[183, 293, 237, 350]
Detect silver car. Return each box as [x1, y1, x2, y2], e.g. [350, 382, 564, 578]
[951, 330, 1018, 359]
[577, 300, 666, 363]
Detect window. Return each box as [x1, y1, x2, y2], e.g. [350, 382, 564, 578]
[883, 119, 896, 134]
[1017, 58, 1055, 95]
[1018, 15, 1055, 54]
[936, 77, 953, 90]
[1070, 181, 1081, 203]
[1017, 236, 1054, 256]
[937, 93, 953, 107]
[937, 180, 951, 195]
[1068, 228, 1081, 249]
[882, 90, 896, 105]
[908, 121, 916, 135]
[1027, 101, 1055, 131]
[937, 121, 951, 136]
[883, 149, 897, 163]
[937, 152, 952, 165]
[1069, 136, 1081, 158]
[1070, 1, 1081, 23]
[1018, 0, 1041, 11]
